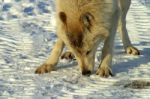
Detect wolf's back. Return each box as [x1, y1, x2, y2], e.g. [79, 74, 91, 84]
[55, 0, 118, 22]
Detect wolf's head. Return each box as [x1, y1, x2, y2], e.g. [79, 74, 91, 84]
[58, 11, 106, 75]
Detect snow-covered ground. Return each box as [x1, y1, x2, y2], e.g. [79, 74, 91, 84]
[0, 0, 150, 99]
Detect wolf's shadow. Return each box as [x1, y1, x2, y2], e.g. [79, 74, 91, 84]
[112, 48, 150, 74]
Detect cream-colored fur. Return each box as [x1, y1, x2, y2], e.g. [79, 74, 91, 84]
[35, 0, 140, 77]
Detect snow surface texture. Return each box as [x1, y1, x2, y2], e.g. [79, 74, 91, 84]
[0, 0, 150, 99]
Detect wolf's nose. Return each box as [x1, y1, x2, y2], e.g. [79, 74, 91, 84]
[82, 70, 91, 76]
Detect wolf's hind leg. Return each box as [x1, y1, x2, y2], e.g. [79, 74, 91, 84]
[61, 51, 75, 60]
[118, 0, 140, 55]
[35, 39, 64, 74]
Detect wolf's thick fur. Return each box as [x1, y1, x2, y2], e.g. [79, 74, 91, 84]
[35, 0, 140, 77]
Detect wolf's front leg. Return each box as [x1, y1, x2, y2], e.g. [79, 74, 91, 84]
[96, 9, 119, 77]
[96, 37, 114, 77]
[35, 39, 64, 74]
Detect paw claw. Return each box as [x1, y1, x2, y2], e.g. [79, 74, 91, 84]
[35, 64, 55, 74]
[61, 51, 75, 60]
[96, 66, 113, 78]
[126, 46, 140, 55]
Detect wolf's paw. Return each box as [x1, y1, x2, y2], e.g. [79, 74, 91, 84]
[126, 46, 140, 55]
[61, 51, 75, 60]
[96, 66, 113, 78]
[35, 64, 55, 74]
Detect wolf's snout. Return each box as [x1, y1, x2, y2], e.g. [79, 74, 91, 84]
[82, 69, 91, 76]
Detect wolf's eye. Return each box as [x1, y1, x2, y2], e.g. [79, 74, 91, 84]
[86, 50, 91, 55]
[81, 12, 94, 32]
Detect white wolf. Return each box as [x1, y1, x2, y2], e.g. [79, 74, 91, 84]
[35, 0, 140, 77]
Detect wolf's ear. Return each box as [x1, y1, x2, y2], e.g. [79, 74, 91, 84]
[59, 12, 67, 24]
[82, 12, 94, 31]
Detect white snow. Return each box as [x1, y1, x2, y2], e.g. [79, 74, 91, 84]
[0, 0, 150, 99]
